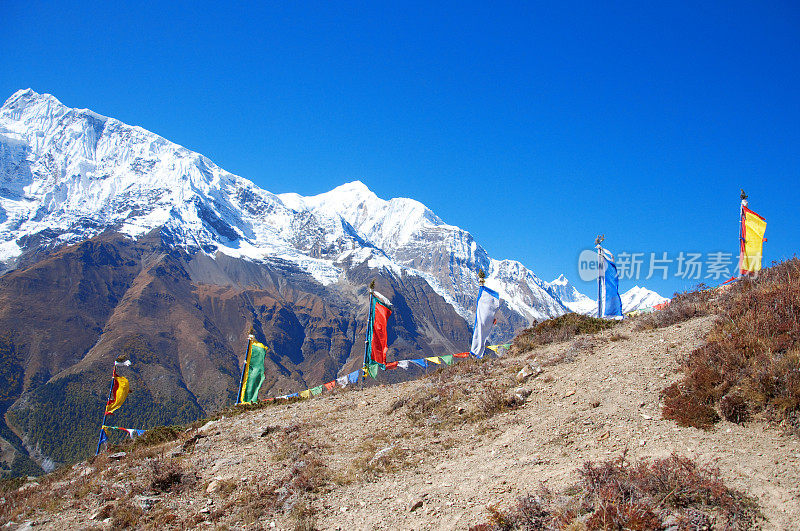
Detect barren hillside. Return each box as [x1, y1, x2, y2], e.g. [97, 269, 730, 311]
[2, 313, 799, 530]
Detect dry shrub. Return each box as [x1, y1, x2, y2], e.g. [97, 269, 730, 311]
[662, 259, 800, 429]
[512, 313, 616, 353]
[661, 383, 720, 430]
[150, 458, 183, 493]
[111, 499, 143, 528]
[635, 284, 717, 331]
[472, 454, 760, 530]
[720, 393, 750, 424]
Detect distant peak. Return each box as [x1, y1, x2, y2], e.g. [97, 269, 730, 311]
[3, 88, 37, 108]
[551, 274, 569, 284]
[333, 180, 373, 194]
[2, 89, 64, 111]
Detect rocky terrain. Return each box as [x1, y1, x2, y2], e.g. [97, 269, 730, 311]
[3, 312, 797, 530]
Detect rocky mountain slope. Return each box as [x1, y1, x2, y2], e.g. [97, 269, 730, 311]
[2, 314, 797, 529]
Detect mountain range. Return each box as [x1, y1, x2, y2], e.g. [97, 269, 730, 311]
[0, 89, 666, 476]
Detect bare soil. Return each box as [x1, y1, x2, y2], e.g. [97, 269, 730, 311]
[4, 315, 800, 530]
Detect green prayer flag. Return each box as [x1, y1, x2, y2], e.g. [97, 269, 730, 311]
[310, 385, 324, 396]
[367, 364, 379, 379]
[440, 354, 454, 365]
[238, 341, 268, 403]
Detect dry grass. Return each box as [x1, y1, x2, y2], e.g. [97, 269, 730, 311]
[388, 357, 520, 427]
[206, 424, 328, 527]
[634, 284, 718, 331]
[512, 313, 616, 354]
[150, 457, 184, 493]
[661, 259, 800, 431]
[536, 337, 595, 367]
[471, 453, 761, 530]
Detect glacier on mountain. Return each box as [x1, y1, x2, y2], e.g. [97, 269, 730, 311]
[0, 89, 665, 326]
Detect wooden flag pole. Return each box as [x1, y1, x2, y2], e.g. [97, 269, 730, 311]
[595, 234, 604, 318]
[739, 189, 748, 278]
[236, 332, 255, 405]
[361, 280, 376, 388]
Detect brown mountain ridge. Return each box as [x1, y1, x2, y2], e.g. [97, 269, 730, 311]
[0, 229, 472, 476]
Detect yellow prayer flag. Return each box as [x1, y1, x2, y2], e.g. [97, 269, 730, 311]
[300, 389, 311, 399]
[424, 357, 441, 365]
[740, 206, 766, 274]
[105, 375, 129, 414]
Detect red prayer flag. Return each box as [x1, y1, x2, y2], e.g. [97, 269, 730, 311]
[324, 381, 335, 390]
[370, 297, 392, 365]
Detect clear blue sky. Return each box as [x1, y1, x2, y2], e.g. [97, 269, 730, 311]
[2, 1, 798, 297]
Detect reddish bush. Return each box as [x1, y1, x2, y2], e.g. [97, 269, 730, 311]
[661, 259, 800, 430]
[720, 393, 750, 424]
[471, 454, 759, 530]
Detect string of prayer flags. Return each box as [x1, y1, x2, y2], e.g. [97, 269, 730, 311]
[410, 359, 428, 369]
[366, 364, 380, 379]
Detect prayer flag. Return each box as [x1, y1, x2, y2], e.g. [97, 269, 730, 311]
[599, 249, 623, 318]
[425, 357, 441, 365]
[385, 361, 399, 370]
[311, 385, 324, 396]
[324, 381, 336, 390]
[238, 340, 268, 404]
[366, 291, 393, 367]
[410, 358, 428, 369]
[337, 375, 349, 387]
[347, 370, 360, 384]
[470, 286, 501, 358]
[366, 364, 379, 379]
[740, 206, 767, 275]
[300, 390, 311, 399]
[105, 372, 129, 414]
[440, 354, 454, 365]
[397, 360, 411, 369]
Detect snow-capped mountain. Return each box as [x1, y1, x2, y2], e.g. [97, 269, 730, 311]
[547, 275, 668, 316]
[546, 274, 597, 315]
[0, 89, 661, 326]
[621, 286, 669, 313]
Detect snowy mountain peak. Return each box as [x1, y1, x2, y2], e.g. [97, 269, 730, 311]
[0, 89, 664, 329]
